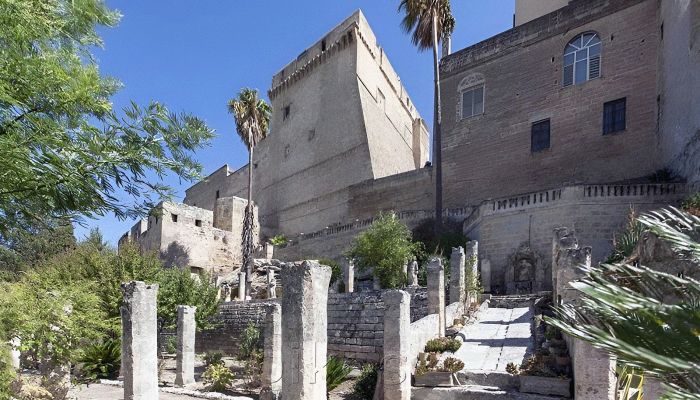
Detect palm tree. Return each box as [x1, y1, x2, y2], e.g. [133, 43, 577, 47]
[398, 0, 455, 235]
[547, 207, 700, 399]
[227, 88, 271, 298]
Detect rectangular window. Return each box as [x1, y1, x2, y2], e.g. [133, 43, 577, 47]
[321, 39, 327, 52]
[531, 119, 551, 152]
[377, 89, 385, 112]
[171, 214, 178, 223]
[216, 190, 220, 199]
[461, 85, 484, 119]
[195, 219, 202, 227]
[283, 105, 290, 121]
[603, 98, 626, 135]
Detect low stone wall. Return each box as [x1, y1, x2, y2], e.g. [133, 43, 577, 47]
[407, 314, 440, 374]
[327, 288, 428, 362]
[196, 299, 276, 355]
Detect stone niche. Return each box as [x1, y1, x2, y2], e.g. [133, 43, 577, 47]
[505, 243, 547, 294]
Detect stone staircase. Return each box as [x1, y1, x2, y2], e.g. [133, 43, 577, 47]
[411, 295, 569, 400]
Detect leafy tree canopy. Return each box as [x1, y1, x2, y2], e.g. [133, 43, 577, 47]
[0, 0, 215, 231]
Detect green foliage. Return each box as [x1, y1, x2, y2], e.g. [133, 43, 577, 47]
[353, 363, 379, 400]
[319, 258, 342, 285]
[0, 344, 15, 400]
[78, 338, 121, 381]
[243, 349, 263, 387]
[682, 192, 700, 216]
[0, 217, 75, 280]
[164, 336, 177, 354]
[269, 235, 288, 247]
[412, 218, 468, 261]
[326, 356, 352, 392]
[398, 0, 455, 51]
[0, 0, 214, 230]
[204, 351, 224, 367]
[238, 323, 262, 361]
[202, 363, 235, 392]
[606, 208, 644, 263]
[547, 207, 700, 399]
[156, 268, 220, 332]
[346, 213, 421, 289]
[424, 337, 461, 353]
[505, 362, 519, 375]
[439, 357, 465, 373]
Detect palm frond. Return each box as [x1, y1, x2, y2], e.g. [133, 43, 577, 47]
[398, 0, 454, 51]
[546, 207, 700, 399]
[227, 88, 271, 150]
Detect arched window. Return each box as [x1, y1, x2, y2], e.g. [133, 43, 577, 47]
[563, 33, 601, 86]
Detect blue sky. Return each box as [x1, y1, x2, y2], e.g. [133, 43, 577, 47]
[77, 0, 515, 244]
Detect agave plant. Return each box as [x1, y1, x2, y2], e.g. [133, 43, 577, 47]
[326, 356, 352, 392]
[547, 207, 700, 399]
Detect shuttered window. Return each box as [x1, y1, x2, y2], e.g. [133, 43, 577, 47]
[461, 85, 484, 119]
[603, 98, 626, 135]
[531, 119, 551, 153]
[564, 33, 602, 86]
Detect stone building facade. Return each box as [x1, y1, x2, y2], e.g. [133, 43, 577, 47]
[122, 2, 697, 292]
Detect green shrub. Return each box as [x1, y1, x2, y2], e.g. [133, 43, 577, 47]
[681, 192, 700, 216]
[203, 351, 224, 367]
[244, 348, 263, 387]
[353, 363, 378, 400]
[156, 268, 221, 332]
[164, 336, 177, 354]
[326, 356, 352, 392]
[319, 258, 342, 285]
[346, 213, 421, 289]
[424, 337, 462, 353]
[202, 363, 235, 392]
[238, 323, 261, 360]
[269, 235, 288, 247]
[78, 338, 121, 381]
[439, 357, 465, 373]
[0, 345, 15, 400]
[411, 218, 468, 261]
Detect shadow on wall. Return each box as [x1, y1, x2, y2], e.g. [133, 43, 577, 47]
[160, 242, 191, 268]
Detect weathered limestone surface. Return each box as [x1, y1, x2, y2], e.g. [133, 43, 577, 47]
[121, 281, 159, 400]
[261, 303, 282, 400]
[427, 258, 446, 337]
[480, 259, 491, 293]
[238, 272, 246, 301]
[572, 338, 616, 400]
[10, 337, 20, 370]
[408, 260, 419, 287]
[449, 247, 466, 306]
[551, 227, 578, 303]
[558, 247, 591, 304]
[281, 261, 332, 400]
[343, 258, 355, 293]
[382, 290, 411, 400]
[267, 269, 277, 299]
[175, 305, 196, 387]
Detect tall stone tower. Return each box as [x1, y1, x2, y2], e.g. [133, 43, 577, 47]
[184, 10, 429, 236]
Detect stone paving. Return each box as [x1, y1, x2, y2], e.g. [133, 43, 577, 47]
[453, 307, 533, 372]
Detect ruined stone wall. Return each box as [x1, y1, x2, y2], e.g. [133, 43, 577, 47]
[196, 300, 274, 355]
[466, 183, 686, 293]
[441, 0, 663, 209]
[658, 0, 700, 187]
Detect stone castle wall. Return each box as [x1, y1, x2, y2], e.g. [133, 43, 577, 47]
[440, 0, 663, 208]
[466, 183, 687, 293]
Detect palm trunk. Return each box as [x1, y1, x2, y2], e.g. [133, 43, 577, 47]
[431, 9, 443, 236]
[245, 145, 254, 298]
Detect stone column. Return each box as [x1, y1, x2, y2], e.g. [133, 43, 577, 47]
[465, 242, 479, 300]
[10, 337, 20, 370]
[481, 259, 492, 293]
[175, 305, 196, 387]
[427, 257, 446, 337]
[281, 261, 332, 400]
[552, 227, 578, 303]
[343, 258, 354, 293]
[558, 247, 591, 305]
[261, 303, 282, 400]
[382, 290, 411, 400]
[572, 338, 616, 400]
[121, 281, 159, 400]
[267, 268, 277, 299]
[449, 247, 466, 306]
[238, 272, 246, 301]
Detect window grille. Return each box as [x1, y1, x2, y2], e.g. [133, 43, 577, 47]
[603, 98, 626, 134]
[461, 85, 484, 119]
[531, 119, 551, 152]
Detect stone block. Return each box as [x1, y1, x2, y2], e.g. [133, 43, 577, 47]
[572, 338, 616, 400]
[427, 258, 446, 337]
[382, 290, 411, 400]
[261, 303, 282, 400]
[449, 247, 466, 306]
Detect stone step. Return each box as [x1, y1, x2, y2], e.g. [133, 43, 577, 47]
[456, 369, 519, 390]
[412, 385, 567, 400]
